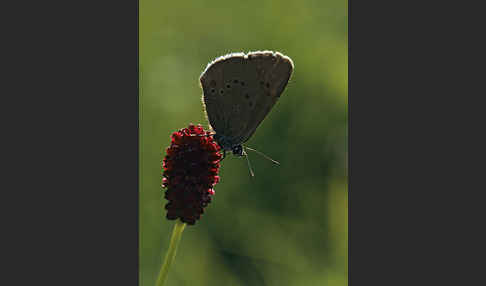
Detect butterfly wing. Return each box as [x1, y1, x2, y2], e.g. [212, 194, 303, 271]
[237, 51, 294, 144]
[200, 52, 246, 136]
[200, 51, 293, 146]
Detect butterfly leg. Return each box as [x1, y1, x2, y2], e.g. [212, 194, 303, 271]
[220, 150, 227, 161]
[242, 150, 255, 177]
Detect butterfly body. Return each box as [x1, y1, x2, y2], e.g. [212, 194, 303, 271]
[200, 51, 294, 157]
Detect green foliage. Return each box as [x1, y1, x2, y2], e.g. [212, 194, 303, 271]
[140, 0, 347, 285]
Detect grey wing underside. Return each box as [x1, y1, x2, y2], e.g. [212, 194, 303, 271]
[200, 51, 294, 145]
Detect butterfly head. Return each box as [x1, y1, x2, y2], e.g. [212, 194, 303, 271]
[213, 133, 244, 157]
[231, 145, 244, 156]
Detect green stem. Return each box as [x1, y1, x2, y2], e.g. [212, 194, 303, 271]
[155, 220, 186, 286]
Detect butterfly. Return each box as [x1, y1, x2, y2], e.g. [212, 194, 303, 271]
[200, 51, 294, 172]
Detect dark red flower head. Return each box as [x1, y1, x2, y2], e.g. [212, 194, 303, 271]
[162, 124, 222, 225]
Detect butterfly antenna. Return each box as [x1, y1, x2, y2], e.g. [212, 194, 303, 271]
[242, 150, 255, 177]
[244, 146, 280, 165]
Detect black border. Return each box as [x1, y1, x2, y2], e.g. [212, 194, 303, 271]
[349, 0, 483, 285]
[4, 0, 139, 284]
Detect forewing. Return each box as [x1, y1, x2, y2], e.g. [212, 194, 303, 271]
[237, 51, 293, 143]
[200, 51, 293, 144]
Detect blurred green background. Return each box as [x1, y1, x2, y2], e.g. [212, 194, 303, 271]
[140, 0, 347, 285]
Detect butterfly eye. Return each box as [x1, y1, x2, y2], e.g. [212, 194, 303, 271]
[220, 89, 224, 95]
[233, 79, 238, 84]
[211, 89, 215, 93]
[240, 81, 245, 86]
[226, 84, 231, 89]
